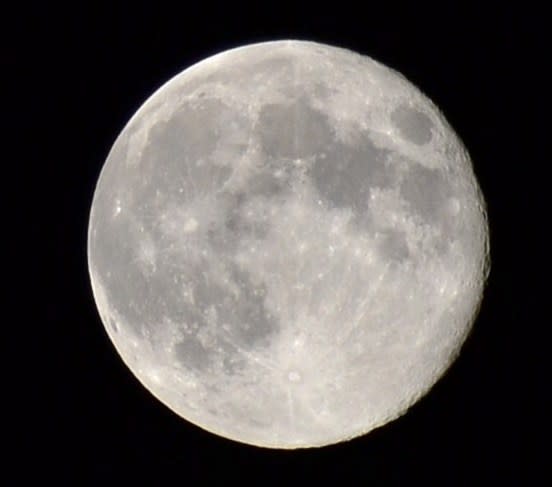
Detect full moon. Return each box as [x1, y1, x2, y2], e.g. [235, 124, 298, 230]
[87, 40, 489, 448]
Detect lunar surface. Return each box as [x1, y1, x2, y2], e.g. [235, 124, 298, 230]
[87, 40, 489, 448]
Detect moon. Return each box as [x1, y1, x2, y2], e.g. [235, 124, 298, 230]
[87, 40, 489, 448]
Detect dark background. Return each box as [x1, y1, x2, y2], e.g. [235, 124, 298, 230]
[8, 1, 545, 484]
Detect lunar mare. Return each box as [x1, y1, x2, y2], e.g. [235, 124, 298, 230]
[88, 40, 489, 448]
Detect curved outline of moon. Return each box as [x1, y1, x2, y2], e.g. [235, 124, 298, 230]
[87, 40, 490, 449]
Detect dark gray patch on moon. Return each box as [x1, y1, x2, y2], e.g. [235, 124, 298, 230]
[207, 191, 271, 252]
[310, 135, 392, 213]
[141, 99, 235, 197]
[147, 98, 223, 166]
[247, 171, 289, 198]
[222, 266, 275, 346]
[174, 336, 210, 371]
[390, 105, 433, 145]
[400, 165, 451, 224]
[376, 229, 410, 261]
[89, 220, 158, 337]
[225, 203, 270, 241]
[170, 261, 279, 374]
[221, 352, 247, 375]
[257, 97, 334, 159]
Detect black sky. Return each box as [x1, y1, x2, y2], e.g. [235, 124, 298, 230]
[7, 2, 546, 484]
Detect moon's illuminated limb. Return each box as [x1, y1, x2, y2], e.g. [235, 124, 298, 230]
[88, 40, 489, 449]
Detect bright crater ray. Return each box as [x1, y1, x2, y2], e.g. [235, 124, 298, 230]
[87, 40, 489, 448]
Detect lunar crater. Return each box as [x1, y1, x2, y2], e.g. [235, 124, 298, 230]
[390, 103, 434, 145]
